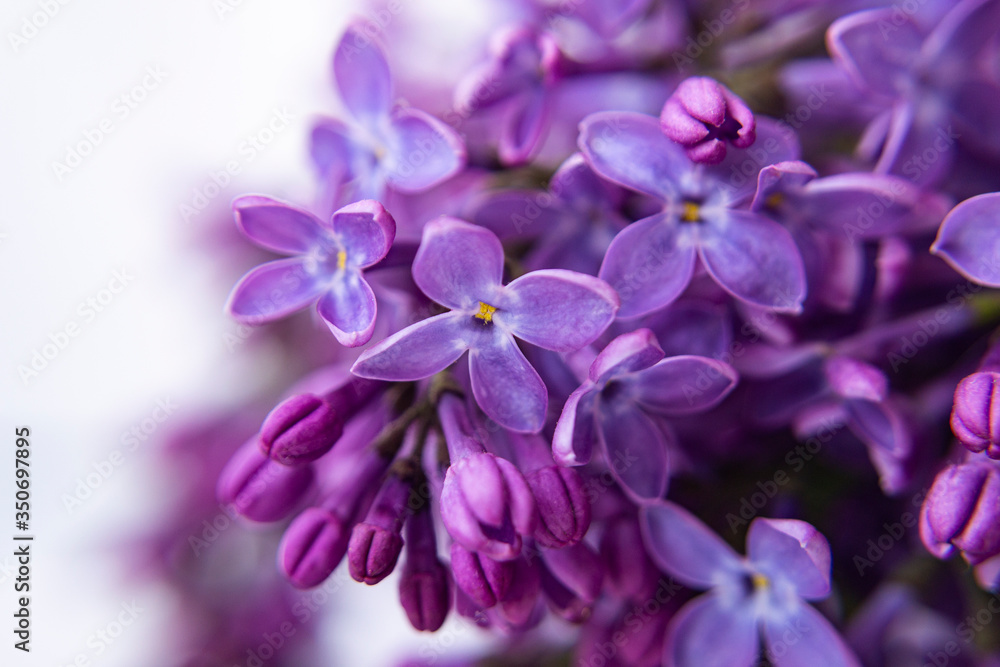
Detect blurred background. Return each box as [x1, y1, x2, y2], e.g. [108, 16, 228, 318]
[0, 0, 511, 664]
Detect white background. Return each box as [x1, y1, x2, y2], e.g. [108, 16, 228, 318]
[0, 0, 516, 664]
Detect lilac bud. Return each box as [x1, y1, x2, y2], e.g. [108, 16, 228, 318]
[660, 76, 756, 164]
[526, 465, 591, 548]
[599, 515, 662, 601]
[217, 438, 313, 522]
[495, 556, 541, 627]
[399, 509, 451, 632]
[440, 452, 538, 560]
[260, 394, 344, 465]
[279, 507, 350, 589]
[348, 474, 411, 584]
[450, 542, 515, 608]
[540, 542, 604, 604]
[951, 372, 1000, 458]
[921, 457, 1000, 564]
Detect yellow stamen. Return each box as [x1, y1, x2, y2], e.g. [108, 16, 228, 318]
[474, 301, 497, 323]
[752, 573, 770, 590]
[681, 202, 700, 223]
[337, 250, 347, 271]
[765, 193, 784, 209]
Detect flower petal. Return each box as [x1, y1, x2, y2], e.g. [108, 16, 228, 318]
[751, 161, 817, 212]
[763, 603, 860, 667]
[227, 258, 324, 324]
[599, 214, 697, 319]
[747, 519, 831, 601]
[333, 23, 392, 123]
[469, 332, 548, 433]
[664, 594, 760, 667]
[329, 200, 396, 268]
[552, 384, 598, 466]
[844, 399, 900, 454]
[497, 269, 619, 352]
[827, 9, 920, 94]
[597, 400, 670, 502]
[470, 189, 565, 241]
[630, 355, 738, 415]
[317, 271, 377, 347]
[578, 111, 688, 201]
[310, 118, 358, 184]
[412, 217, 505, 310]
[351, 312, 469, 381]
[499, 87, 549, 166]
[698, 210, 806, 313]
[589, 328, 664, 384]
[384, 108, 465, 193]
[233, 196, 326, 254]
[932, 193, 1000, 287]
[640, 500, 742, 588]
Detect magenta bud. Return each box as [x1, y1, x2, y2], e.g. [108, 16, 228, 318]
[527, 465, 591, 548]
[540, 542, 604, 604]
[951, 372, 1000, 458]
[260, 393, 345, 465]
[217, 439, 313, 522]
[399, 508, 451, 632]
[450, 542, 515, 609]
[922, 458, 1000, 564]
[440, 452, 537, 561]
[599, 515, 662, 601]
[660, 76, 756, 164]
[348, 524, 404, 585]
[279, 507, 350, 589]
[496, 557, 541, 627]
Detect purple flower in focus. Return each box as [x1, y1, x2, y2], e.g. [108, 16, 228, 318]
[661, 76, 756, 164]
[352, 217, 619, 432]
[311, 23, 466, 203]
[642, 501, 860, 667]
[952, 371, 1000, 458]
[578, 111, 805, 317]
[227, 196, 395, 346]
[932, 192, 1000, 287]
[554, 329, 737, 502]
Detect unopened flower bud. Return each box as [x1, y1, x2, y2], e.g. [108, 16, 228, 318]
[951, 372, 1000, 458]
[348, 474, 411, 584]
[921, 457, 1000, 564]
[527, 465, 591, 548]
[217, 438, 313, 522]
[660, 76, 756, 164]
[450, 542, 514, 609]
[399, 509, 450, 632]
[260, 394, 344, 465]
[279, 507, 351, 589]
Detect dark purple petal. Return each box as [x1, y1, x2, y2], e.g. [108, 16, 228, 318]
[844, 399, 901, 454]
[589, 328, 665, 384]
[827, 9, 920, 93]
[921, 0, 1000, 67]
[233, 195, 326, 254]
[499, 87, 549, 165]
[707, 118, 803, 206]
[641, 501, 742, 588]
[747, 519, 831, 601]
[762, 603, 861, 667]
[823, 357, 888, 402]
[932, 193, 1000, 287]
[664, 594, 759, 667]
[226, 258, 324, 324]
[317, 272, 377, 347]
[630, 355, 738, 416]
[751, 161, 817, 211]
[552, 384, 598, 466]
[497, 269, 619, 352]
[599, 214, 698, 319]
[698, 210, 806, 312]
[597, 401, 670, 502]
[469, 332, 548, 433]
[329, 199, 395, 268]
[351, 312, 469, 381]
[385, 108, 465, 192]
[539, 542, 604, 603]
[578, 111, 689, 201]
[333, 23, 392, 123]
[412, 216, 505, 310]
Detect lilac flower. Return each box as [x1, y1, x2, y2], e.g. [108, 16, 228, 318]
[352, 217, 619, 432]
[920, 452, 1000, 564]
[827, 1, 1000, 186]
[641, 501, 860, 667]
[578, 110, 805, 317]
[554, 329, 737, 501]
[311, 23, 466, 203]
[932, 192, 1000, 287]
[661, 77, 756, 164]
[454, 24, 560, 164]
[227, 196, 395, 346]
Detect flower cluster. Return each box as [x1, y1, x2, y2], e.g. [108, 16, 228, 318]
[206, 1, 1000, 665]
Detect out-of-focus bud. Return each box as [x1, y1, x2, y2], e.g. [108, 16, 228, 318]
[951, 372, 1000, 458]
[217, 438, 313, 522]
[399, 509, 451, 632]
[259, 394, 345, 465]
[660, 76, 756, 164]
[526, 464, 591, 548]
[921, 456, 1000, 564]
[450, 542, 515, 609]
[600, 514, 662, 600]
